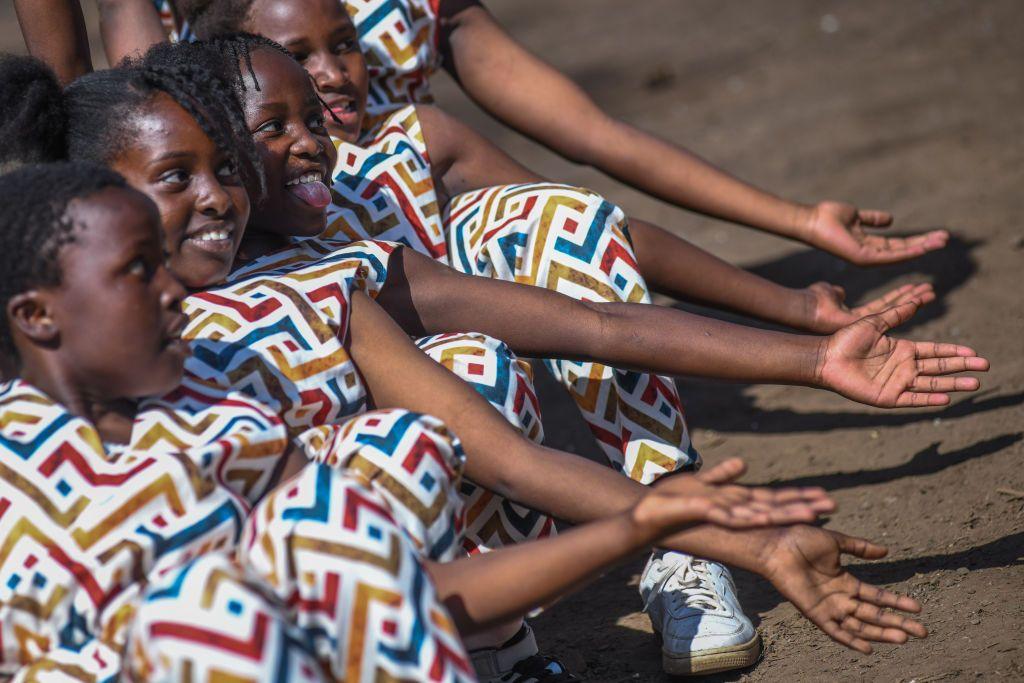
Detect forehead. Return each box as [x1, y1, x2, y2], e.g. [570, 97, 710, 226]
[64, 188, 161, 255]
[244, 48, 319, 109]
[122, 93, 220, 160]
[250, 0, 353, 34]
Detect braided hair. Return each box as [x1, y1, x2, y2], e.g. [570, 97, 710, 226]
[199, 32, 347, 129]
[0, 162, 128, 359]
[0, 55, 65, 172]
[0, 46, 265, 201]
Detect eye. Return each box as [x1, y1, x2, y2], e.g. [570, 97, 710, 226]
[291, 51, 310, 64]
[127, 257, 154, 281]
[254, 119, 284, 136]
[332, 39, 356, 54]
[158, 169, 188, 186]
[216, 160, 240, 179]
[308, 112, 328, 133]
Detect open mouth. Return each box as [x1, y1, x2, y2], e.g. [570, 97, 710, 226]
[161, 315, 190, 354]
[185, 223, 236, 254]
[323, 97, 360, 127]
[285, 170, 332, 209]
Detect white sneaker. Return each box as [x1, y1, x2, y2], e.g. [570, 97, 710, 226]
[639, 550, 761, 675]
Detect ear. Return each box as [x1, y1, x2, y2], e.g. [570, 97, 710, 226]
[6, 291, 60, 347]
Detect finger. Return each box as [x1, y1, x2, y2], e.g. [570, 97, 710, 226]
[850, 603, 928, 638]
[909, 375, 981, 393]
[912, 341, 984, 360]
[857, 284, 918, 315]
[840, 616, 912, 644]
[856, 209, 893, 227]
[855, 583, 924, 618]
[695, 458, 747, 484]
[833, 531, 889, 559]
[824, 620, 873, 654]
[747, 486, 832, 505]
[916, 356, 989, 375]
[869, 301, 919, 333]
[894, 391, 951, 407]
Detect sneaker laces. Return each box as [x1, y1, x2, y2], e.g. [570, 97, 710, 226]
[643, 555, 725, 614]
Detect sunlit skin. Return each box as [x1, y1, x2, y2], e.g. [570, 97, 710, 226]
[246, 0, 368, 142]
[108, 93, 250, 290]
[8, 187, 188, 421]
[237, 47, 337, 251]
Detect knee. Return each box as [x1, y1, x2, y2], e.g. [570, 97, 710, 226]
[415, 332, 544, 443]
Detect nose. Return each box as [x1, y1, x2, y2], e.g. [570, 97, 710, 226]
[194, 171, 233, 217]
[157, 264, 187, 309]
[307, 52, 348, 93]
[290, 123, 324, 159]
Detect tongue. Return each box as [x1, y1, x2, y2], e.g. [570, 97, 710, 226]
[287, 181, 332, 209]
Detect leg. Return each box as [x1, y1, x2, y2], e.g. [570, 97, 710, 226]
[444, 183, 700, 483]
[414, 332, 555, 555]
[240, 463, 475, 682]
[125, 554, 325, 682]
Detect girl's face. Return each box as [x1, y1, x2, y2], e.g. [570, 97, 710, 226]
[43, 188, 188, 400]
[247, 0, 369, 142]
[108, 93, 251, 289]
[241, 47, 337, 238]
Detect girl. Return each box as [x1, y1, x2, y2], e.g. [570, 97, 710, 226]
[0, 151, 836, 683]
[4, 46, 934, 677]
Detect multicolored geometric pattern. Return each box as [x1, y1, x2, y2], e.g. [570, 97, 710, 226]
[0, 380, 273, 676]
[182, 239, 396, 441]
[326, 105, 699, 482]
[125, 554, 324, 682]
[349, 0, 442, 111]
[326, 105, 447, 259]
[444, 183, 700, 482]
[413, 333, 556, 554]
[242, 460, 475, 681]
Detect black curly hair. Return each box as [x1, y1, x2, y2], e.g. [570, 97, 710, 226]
[0, 46, 266, 201]
[0, 162, 129, 359]
[0, 55, 66, 172]
[180, 0, 258, 38]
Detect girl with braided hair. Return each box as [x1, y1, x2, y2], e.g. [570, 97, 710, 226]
[0, 159, 835, 680]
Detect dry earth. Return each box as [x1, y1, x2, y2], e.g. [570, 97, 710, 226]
[2, 1, 1022, 681]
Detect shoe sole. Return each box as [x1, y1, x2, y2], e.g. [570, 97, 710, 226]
[662, 632, 762, 676]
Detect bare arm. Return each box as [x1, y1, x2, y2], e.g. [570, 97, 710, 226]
[416, 103, 543, 201]
[438, 3, 948, 265]
[349, 290, 925, 651]
[375, 248, 987, 408]
[13, 0, 93, 83]
[95, 0, 169, 65]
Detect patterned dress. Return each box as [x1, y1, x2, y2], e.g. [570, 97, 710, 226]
[0, 376, 474, 682]
[185, 238, 552, 556]
[326, 106, 699, 486]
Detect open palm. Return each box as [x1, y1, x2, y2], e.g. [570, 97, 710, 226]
[807, 281, 935, 334]
[805, 200, 949, 266]
[817, 301, 988, 407]
[762, 525, 928, 653]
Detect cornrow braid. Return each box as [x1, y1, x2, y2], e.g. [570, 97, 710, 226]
[201, 32, 347, 129]
[0, 162, 128, 360]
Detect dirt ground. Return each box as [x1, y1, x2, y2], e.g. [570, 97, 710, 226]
[2, 1, 1022, 681]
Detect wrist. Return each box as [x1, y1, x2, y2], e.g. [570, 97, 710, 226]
[789, 202, 818, 243]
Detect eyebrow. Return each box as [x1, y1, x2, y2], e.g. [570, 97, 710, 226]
[148, 151, 193, 164]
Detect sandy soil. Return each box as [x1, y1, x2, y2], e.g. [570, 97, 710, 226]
[429, 1, 1024, 680]
[2, 1, 1022, 681]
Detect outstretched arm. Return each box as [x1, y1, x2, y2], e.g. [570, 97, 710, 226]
[376, 248, 987, 408]
[13, 0, 93, 83]
[95, 0, 169, 65]
[437, 2, 948, 265]
[349, 290, 925, 651]
[428, 459, 832, 635]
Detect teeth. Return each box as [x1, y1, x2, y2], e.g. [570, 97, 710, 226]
[193, 229, 231, 242]
[286, 172, 323, 187]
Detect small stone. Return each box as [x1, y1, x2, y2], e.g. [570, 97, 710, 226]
[820, 13, 841, 33]
[933, 417, 943, 426]
[957, 567, 969, 575]
[870, 430, 880, 439]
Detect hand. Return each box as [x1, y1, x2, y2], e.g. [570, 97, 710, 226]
[805, 281, 936, 334]
[802, 201, 948, 266]
[816, 301, 989, 407]
[761, 525, 928, 653]
[632, 458, 836, 537]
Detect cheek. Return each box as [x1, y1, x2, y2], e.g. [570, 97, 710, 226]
[228, 186, 252, 225]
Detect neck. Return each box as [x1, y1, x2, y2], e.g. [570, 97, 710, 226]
[237, 230, 291, 263]
[19, 359, 137, 445]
